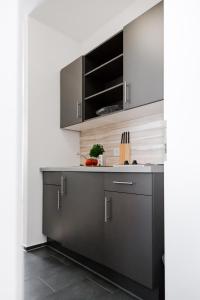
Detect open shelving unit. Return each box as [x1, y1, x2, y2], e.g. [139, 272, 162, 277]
[83, 31, 124, 121]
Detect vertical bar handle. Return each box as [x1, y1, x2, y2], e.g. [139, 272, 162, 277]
[76, 101, 79, 118]
[104, 197, 112, 223]
[124, 81, 127, 104]
[104, 197, 108, 222]
[76, 101, 82, 119]
[79, 102, 82, 118]
[61, 176, 65, 196]
[57, 189, 60, 211]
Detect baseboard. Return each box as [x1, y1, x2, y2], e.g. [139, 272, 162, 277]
[24, 242, 48, 252]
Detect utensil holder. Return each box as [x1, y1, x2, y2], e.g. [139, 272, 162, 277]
[119, 144, 131, 165]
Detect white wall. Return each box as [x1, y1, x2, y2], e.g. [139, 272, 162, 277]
[24, 17, 81, 247]
[0, 1, 19, 298]
[81, 0, 161, 54]
[165, 0, 200, 299]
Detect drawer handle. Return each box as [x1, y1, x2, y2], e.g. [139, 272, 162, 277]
[113, 181, 133, 185]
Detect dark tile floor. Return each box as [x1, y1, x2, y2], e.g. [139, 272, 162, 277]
[24, 246, 137, 300]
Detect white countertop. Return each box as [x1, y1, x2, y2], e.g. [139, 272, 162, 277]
[40, 165, 164, 173]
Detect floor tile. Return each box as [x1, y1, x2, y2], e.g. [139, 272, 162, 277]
[25, 247, 54, 259]
[96, 290, 138, 300]
[24, 255, 70, 280]
[24, 247, 138, 300]
[86, 273, 119, 294]
[24, 247, 72, 266]
[46, 247, 72, 264]
[24, 277, 53, 300]
[39, 262, 89, 292]
[42, 278, 110, 300]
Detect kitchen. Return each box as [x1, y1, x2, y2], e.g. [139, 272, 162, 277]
[2, 0, 200, 299]
[24, 1, 164, 299]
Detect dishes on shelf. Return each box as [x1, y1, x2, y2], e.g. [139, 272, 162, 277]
[96, 104, 122, 116]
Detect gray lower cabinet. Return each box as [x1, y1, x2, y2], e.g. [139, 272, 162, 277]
[62, 172, 104, 264]
[42, 171, 164, 292]
[43, 184, 63, 242]
[123, 2, 163, 109]
[104, 191, 153, 289]
[60, 57, 83, 128]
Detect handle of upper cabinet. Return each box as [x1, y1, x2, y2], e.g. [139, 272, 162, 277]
[124, 81, 128, 104]
[76, 101, 79, 118]
[76, 101, 82, 119]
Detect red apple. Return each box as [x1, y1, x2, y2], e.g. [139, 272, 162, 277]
[91, 159, 98, 166]
[85, 158, 98, 166]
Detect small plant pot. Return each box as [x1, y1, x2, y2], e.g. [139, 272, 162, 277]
[85, 158, 98, 166]
[91, 158, 98, 166]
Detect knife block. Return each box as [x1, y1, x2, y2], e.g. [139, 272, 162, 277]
[119, 144, 131, 165]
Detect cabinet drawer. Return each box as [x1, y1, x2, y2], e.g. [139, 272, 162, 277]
[104, 173, 152, 195]
[43, 172, 62, 186]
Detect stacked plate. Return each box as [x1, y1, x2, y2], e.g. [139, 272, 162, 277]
[96, 104, 121, 116]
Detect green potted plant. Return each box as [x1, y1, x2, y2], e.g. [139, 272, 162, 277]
[86, 144, 105, 166]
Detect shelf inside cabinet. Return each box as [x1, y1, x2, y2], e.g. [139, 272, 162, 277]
[84, 53, 123, 78]
[84, 82, 123, 101]
[84, 54, 123, 99]
[84, 31, 123, 74]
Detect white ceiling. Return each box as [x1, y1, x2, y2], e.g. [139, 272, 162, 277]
[30, 0, 135, 42]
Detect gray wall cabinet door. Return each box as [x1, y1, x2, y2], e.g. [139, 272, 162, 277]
[60, 57, 83, 127]
[123, 2, 163, 109]
[104, 191, 153, 289]
[43, 185, 63, 242]
[62, 172, 104, 264]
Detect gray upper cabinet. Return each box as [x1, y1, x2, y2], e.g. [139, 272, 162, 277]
[123, 2, 163, 110]
[60, 57, 83, 128]
[60, 3, 163, 128]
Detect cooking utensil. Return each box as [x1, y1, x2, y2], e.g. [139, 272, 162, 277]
[119, 131, 131, 164]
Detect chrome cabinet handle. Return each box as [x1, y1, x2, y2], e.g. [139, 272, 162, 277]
[79, 102, 82, 118]
[124, 81, 127, 104]
[104, 197, 108, 222]
[113, 181, 133, 185]
[76, 101, 82, 118]
[57, 189, 60, 211]
[76, 101, 79, 118]
[104, 197, 112, 223]
[61, 176, 65, 196]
